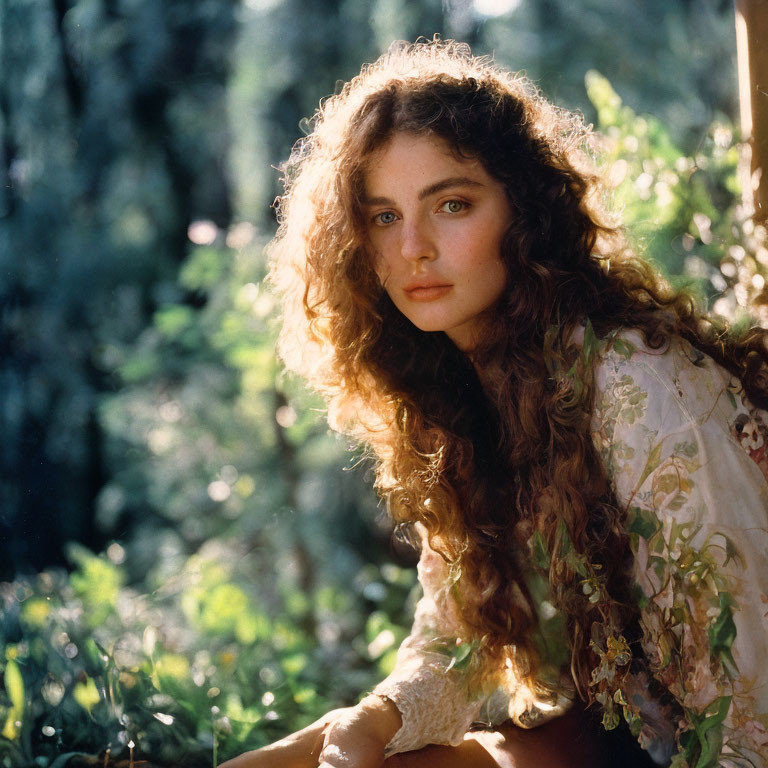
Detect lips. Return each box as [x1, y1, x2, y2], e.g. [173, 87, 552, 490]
[403, 281, 452, 301]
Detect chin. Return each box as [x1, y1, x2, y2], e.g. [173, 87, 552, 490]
[408, 318, 452, 334]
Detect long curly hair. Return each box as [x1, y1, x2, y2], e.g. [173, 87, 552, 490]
[269, 39, 768, 711]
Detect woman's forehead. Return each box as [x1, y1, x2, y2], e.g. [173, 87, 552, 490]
[362, 133, 491, 195]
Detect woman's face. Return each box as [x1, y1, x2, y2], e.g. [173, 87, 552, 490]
[362, 132, 512, 351]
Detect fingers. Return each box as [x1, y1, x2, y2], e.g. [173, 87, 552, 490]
[317, 742, 351, 767]
[316, 721, 386, 768]
[219, 705, 386, 768]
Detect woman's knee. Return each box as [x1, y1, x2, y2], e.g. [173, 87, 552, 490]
[382, 711, 607, 768]
[382, 736, 507, 768]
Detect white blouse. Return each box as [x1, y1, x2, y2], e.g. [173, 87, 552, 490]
[373, 331, 768, 768]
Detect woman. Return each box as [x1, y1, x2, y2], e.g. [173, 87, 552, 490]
[223, 39, 768, 767]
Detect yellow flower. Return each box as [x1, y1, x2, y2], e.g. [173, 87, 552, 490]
[606, 635, 631, 666]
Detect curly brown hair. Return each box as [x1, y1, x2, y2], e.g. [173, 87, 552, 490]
[268, 39, 768, 712]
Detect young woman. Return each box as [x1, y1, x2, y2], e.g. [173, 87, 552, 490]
[222, 39, 768, 768]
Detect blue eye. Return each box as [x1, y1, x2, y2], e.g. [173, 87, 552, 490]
[373, 211, 397, 225]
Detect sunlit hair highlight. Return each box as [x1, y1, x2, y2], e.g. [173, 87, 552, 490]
[269, 38, 768, 713]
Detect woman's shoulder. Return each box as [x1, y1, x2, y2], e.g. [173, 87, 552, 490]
[590, 325, 768, 503]
[595, 327, 722, 380]
[591, 327, 745, 427]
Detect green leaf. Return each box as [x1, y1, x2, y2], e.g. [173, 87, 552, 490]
[637, 440, 664, 488]
[583, 319, 599, 362]
[556, 519, 573, 557]
[672, 441, 698, 459]
[650, 555, 667, 582]
[49, 753, 90, 768]
[531, 531, 550, 570]
[585, 71, 622, 126]
[448, 641, 473, 670]
[690, 696, 731, 768]
[679, 727, 697, 762]
[281, 653, 308, 677]
[602, 706, 620, 730]
[708, 593, 738, 661]
[73, 677, 101, 714]
[611, 338, 635, 361]
[718, 645, 739, 678]
[721, 535, 743, 568]
[627, 506, 660, 540]
[80, 637, 108, 676]
[68, 545, 123, 627]
[555, 520, 590, 577]
[626, 711, 643, 738]
[630, 582, 649, 609]
[4, 659, 24, 713]
[179, 245, 227, 291]
[154, 305, 195, 337]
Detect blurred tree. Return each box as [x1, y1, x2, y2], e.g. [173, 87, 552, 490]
[0, 0, 237, 576]
[472, 0, 737, 153]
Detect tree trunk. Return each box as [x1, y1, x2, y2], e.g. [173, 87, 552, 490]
[735, 0, 768, 222]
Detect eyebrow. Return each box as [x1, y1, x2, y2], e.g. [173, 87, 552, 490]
[362, 176, 485, 206]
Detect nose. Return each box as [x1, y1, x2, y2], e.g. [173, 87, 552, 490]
[400, 218, 436, 263]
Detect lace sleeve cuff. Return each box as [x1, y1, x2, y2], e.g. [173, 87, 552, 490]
[372, 663, 486, 756]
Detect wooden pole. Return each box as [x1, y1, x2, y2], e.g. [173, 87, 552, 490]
[734, 0, 768, 222]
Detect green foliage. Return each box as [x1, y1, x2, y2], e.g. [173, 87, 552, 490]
[0, 546, 418, 766]
[586, 72, 767, 324]
[68, 546, 123, 629]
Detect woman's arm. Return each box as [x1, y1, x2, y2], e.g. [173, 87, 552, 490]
[217, 697, 401, 768]
[216, 708, 337, 768]
[219, 528, 487, 767]
[370, 526, 502, 757]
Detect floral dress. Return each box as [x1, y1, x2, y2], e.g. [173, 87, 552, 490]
[372, 330, 768, 768]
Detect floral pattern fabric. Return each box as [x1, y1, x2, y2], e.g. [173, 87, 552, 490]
[373, 331, 768, 767]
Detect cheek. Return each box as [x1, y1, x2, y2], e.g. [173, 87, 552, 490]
[484, 259, 508, 302]
[372, 255, 397, 293]
[372, 253, 389, 283]
[371, 241, 400, 284]
[363, 236, 386, 278]
[470, 233, 508, 299]
[464, 230, 507, 275]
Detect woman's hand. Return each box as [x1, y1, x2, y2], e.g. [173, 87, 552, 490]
[316, 695, 402, 768]
[216, 707, 347, 768]
[216, 696, 402, 768]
